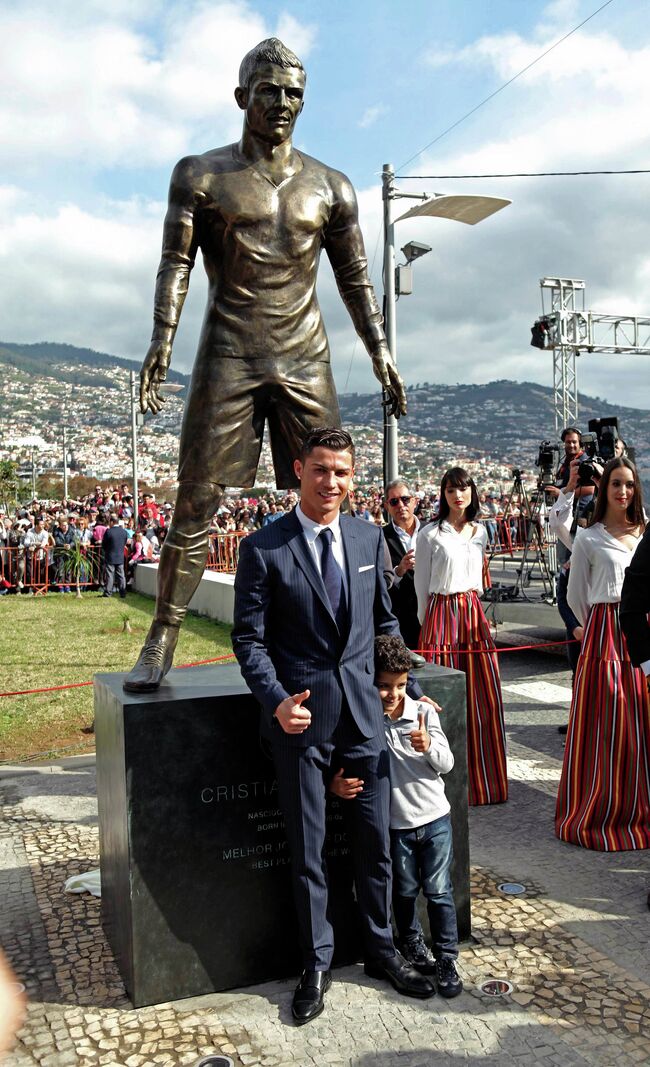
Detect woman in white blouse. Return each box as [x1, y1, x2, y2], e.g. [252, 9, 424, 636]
[555, 457, 650, 850]
[415, 468, 507, 806]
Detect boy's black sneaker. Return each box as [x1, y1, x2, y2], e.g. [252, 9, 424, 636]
[399, 936, 436, 975]
[435, 957, 463, 998]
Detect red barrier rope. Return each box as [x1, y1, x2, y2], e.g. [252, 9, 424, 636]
[414, 638, 577, 656]
[0, 652, 237, 698]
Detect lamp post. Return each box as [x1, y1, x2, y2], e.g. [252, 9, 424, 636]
[62, 425, 68, 501]
[381, 163, 511, 484]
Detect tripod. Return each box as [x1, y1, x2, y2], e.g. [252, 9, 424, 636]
[487, 470, 556, 601]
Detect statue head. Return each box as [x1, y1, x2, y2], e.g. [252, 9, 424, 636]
[235, 39, 306, 146]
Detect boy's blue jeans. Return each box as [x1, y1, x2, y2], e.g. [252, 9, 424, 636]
[390, 813, 458, 959]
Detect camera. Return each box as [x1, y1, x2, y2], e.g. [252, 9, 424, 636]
[578, 418, 620, 486]
[535, 441, 560, 488]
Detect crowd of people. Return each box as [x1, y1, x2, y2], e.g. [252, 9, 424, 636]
[0, 478, 535, 598]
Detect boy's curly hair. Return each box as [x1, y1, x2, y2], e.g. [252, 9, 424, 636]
[374, 635, 412, 675]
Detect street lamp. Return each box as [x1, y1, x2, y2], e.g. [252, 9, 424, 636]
[129, 372, 183, 514]
[382, 163, 511, 484]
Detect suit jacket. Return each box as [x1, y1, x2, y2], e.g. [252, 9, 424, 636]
[102, 526, 129, 565]
[232, 510, 420, 747]
[620, 524, 650, 666]
[382, 521, 422, 649]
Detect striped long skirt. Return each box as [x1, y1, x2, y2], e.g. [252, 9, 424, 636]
[419, 590, 508, 806]
[555, 602, 650, 851]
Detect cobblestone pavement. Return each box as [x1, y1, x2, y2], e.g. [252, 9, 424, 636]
[1, 646, 649, 1067]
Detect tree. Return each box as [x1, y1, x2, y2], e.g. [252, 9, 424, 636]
[0, 461, 19, 509]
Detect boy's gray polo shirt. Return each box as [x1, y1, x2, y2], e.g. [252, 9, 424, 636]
[383, 693, 454, 830]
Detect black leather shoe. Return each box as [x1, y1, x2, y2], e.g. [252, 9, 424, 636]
[123, 625, 179, 692]
[364, 952, 435, 998]
[291, 970, 331, 1024]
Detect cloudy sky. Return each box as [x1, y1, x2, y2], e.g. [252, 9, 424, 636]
[2, 0, 650, 426]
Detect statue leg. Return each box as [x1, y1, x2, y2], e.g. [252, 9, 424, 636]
[123, 481, 224, 692]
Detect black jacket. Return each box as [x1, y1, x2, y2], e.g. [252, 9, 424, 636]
[382, 521, 423, 649]
[620, 525, 650, 667]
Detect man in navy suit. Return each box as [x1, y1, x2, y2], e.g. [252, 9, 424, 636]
[233, 428, 435, 1024]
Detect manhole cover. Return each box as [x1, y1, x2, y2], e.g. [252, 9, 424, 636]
[497, 882, 527, 895]
[478, 979, 514, 997]
[193, 1057, 235, 1067]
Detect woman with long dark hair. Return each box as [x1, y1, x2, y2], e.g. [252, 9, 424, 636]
[415, 467, 508, 806]
[556, 457, 650, 850]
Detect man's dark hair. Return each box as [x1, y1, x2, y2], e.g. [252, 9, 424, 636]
[299, 427, 355, 463]
[561, 426, 581, 441]
[238, 38, 304, 90]
[436, 467, 480, 523]
[374, 635, 412, 676]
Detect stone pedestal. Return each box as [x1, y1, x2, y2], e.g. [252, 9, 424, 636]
[95, 661, 469, 1007]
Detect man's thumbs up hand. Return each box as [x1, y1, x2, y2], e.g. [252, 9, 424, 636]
[274, 690, 312, 734]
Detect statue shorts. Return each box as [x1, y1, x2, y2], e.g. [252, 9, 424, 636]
[177, 353, 342, 490]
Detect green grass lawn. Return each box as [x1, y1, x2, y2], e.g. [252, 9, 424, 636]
[0, 592, 233, 763]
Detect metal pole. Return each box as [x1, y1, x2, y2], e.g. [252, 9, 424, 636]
[130, 371, 139, 523]
[382, 163, 399, 486]
[31, 450, 36, 499]
[62, 426, 68, 501]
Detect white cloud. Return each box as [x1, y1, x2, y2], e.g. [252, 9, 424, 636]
[358, 104, 388, 129]
[320, 12, 650, 414]
[0, 2, 316, 171]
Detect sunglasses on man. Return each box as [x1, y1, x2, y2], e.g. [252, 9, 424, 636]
[388, 495, 412, 507]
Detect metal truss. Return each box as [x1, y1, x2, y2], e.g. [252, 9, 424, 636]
[536, 278, 650, 434]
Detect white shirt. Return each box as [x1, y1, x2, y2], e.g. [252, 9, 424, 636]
[567, 523, 644, 626]
[548, 489, 576, 551]
[414, 520, 487, 622]
[391, 515, 420, 587]
[295, 503, 348, 598]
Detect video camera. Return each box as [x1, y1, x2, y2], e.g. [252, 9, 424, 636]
[578, 417, 620, 486]
[535, 441, 560, 488]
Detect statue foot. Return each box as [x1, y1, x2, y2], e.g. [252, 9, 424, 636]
[410, 651, 427, 670]
[123, 624, 180, 692]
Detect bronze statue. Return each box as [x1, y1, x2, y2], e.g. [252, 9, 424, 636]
[124, 37, 406, 692]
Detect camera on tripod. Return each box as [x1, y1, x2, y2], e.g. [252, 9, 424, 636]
[578, 417, 620, 485]
[535, 441, 560, 491]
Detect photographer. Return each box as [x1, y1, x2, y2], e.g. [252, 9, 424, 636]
[549, 454, 604, 720]
[546, 427, 594, 513]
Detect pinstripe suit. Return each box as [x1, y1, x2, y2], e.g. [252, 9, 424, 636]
[233, 509, 420, 968]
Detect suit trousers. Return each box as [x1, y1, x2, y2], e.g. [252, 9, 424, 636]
[270, 704, 395, 970]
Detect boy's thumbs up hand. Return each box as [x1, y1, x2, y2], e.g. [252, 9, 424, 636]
[410, 711, 431, 753]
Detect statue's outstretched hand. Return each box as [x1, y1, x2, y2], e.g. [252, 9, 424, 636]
[371, 347, 407, 418]
[140, 341, 172, 414]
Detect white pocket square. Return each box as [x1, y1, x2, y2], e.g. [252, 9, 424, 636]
[358, 564, 374, 572]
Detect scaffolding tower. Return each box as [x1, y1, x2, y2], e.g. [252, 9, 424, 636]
[534, 277, 650, 433]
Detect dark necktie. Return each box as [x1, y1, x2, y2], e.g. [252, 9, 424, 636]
[318, 527, 346, 627]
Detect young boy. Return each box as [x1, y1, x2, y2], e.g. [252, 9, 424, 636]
[330, 634, 462, 997]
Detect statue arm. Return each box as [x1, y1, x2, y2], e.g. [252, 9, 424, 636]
[140, 159, 200, 413]
[324, 175, 406, 416]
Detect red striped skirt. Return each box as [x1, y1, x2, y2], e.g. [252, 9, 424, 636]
[419, 590, 508, 806]
[555, 601, 650, 851]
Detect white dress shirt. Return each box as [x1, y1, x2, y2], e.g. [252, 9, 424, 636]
[391, 515, 420, 587]
[295, 503, 349, 598]
[567, 523, 644, 626]
[414, 520, 487, 623]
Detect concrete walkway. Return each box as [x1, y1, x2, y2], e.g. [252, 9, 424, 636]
[1, 647, 649, 1066]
